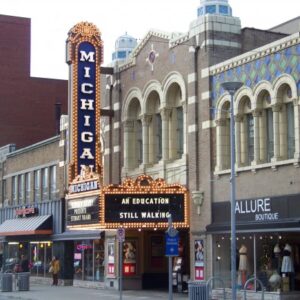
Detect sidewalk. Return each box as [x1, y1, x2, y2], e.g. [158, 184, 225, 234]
[0, 284, 189, 300]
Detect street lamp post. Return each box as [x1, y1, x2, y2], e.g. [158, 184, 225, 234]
[221, 81, 243, 300]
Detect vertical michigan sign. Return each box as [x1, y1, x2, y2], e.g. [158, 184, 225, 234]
[66, 22, 103, 181]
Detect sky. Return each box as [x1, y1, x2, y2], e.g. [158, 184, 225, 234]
[1, 0, 299, 80]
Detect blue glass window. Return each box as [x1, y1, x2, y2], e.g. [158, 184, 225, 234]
[117, 51, 126, 59]
[219, 5, 229, 15]
[197, 7, 204, 16]
[205, 5, 216, 14]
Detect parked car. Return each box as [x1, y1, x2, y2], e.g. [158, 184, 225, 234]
[30, 260, 49, 274]
[4, 257, 18, 272]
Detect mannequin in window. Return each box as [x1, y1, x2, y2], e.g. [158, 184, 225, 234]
[238, 244, 248, 287]
[281, 243, 294, 290]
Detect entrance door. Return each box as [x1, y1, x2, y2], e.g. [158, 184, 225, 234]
[142, 231, 168, 289]
[142, 230, 189, 290]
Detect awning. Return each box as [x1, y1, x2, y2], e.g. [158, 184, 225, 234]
[0, 215, 53, 236]
[52, 229, 104, 241]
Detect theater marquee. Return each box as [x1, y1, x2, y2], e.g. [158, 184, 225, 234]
[101, 175, 189, 229]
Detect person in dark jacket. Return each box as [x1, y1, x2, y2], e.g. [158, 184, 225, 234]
[20, 254, 29, 272]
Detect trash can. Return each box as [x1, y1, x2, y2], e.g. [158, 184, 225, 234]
[17, 272, 30, 291]
[1, 273, 13, 292]
[188, 281, 208, 300]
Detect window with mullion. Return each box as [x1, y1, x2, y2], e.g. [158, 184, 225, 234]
[286, 102, 295, 159]
[176, 107, 184, 158]
[18, 174, 24, 204]
[247, 114, 254, 165]
[266, 108, 274, 162]
[136, 120, 143, 165]
[12, 176, 18, 205]
[155, 113, 162, 162]
[50, 166, 57, 199]
[34, 170, 41, 203]
[25, 172, 31, 204]
[42, 168, 49, 201]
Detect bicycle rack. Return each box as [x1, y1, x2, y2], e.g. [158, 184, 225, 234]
[206, 276, 226, 300]
[243, 277, 265, 300]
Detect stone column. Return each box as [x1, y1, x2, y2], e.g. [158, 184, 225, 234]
[215, 118, 227, 171]
[160, 108, 171, 161]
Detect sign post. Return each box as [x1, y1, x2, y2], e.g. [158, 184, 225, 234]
[165, 215, 179, 300]
[117, 228, 125, 300]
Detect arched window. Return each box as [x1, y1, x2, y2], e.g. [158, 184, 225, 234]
[255, 91, 273, 163]
[246, 114, 254, 164]
[176, 106, 184, 157]
[266, 107, 274, 162]
[145, 91, 161, 164]
[277, 84, 295, 160]
[154, 113, 162, 161]
[286, 102, 295, 159]
[136, 119, 143, 164]
[124, 97, 142, 169]
[215, 100, 231, 171]
[166, 82, 184, 160]
[236, 95, 253, 166]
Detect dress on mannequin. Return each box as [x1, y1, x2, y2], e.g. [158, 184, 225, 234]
[281, 243, 294, 273]
[239, 245, 247, 271]
[239, 244, 247, 286]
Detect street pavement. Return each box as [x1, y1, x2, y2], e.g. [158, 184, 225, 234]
[0, 284, 189, 300]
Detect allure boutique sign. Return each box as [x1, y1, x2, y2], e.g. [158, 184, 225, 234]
[209, 194, 300, 231]
[235, 197, 279, 221]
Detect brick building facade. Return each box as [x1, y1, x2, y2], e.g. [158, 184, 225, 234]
[0, 15, 67, 149]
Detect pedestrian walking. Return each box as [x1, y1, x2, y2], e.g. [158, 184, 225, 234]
[49, 256, 60, 286]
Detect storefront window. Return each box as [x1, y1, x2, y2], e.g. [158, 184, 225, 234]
[29, 241, 53, 277]
[5, 242, 20, 272]
[25, 172, 31, 204]
[213, 232, 300, 292]
[74, 239, 104, 281]
[34, 170, 41, 202]
[5, 241, 52, 276]
[42, 168, 49, 201]
[94, 239, 104, 281]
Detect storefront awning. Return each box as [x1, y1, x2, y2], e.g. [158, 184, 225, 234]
[52, 229, 104, 241]
[0, 215, 53, 236]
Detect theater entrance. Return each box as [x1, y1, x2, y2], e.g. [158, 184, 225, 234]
[118, 228, 190, 291]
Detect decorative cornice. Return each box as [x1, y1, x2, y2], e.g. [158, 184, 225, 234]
[118, 29, 173, 72]
[103, 174, 187, 193]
